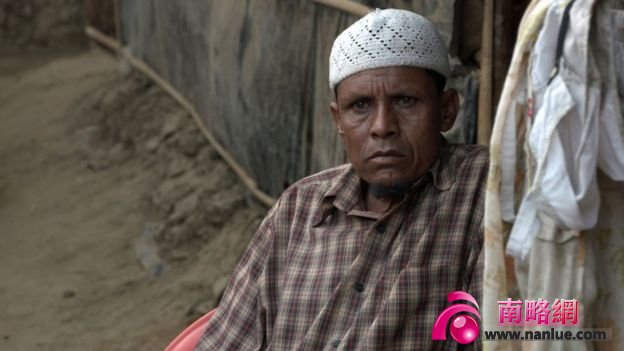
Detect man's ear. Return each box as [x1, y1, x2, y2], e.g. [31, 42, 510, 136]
[440, 88, 459, 132]
[330, 101, 344, 135]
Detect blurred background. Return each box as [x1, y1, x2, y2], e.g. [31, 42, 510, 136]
[0, 0, 527, 349]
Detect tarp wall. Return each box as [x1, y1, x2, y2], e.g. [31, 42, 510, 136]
[119, 0, 455, 196]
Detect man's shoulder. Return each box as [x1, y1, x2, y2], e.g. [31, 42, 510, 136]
[286, 163, 352, 194]
[269, 164, 351, 221]
[446, 143, 489, 170]
[448, 143, 489, 160]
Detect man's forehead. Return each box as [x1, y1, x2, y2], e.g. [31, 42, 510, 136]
[337, 67, 431, 97]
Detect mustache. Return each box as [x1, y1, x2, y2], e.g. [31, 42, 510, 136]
[368, 181, 411, 199]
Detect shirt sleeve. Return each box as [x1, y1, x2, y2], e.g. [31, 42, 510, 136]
[460, 243, 484, 351]
[467, 236, 484, 308]
[463, 148, 486, 351]
[194, 202, 278, 351]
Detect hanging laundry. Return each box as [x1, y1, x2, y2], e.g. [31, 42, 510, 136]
[484, 0, 624, 350]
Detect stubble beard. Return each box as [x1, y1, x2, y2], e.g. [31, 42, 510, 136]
[368, 181, 411, 199]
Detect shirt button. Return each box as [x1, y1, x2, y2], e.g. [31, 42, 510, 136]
[354, 282, 365, 293]
[375, 223, 386, 233]
[331, 339, 340, 348]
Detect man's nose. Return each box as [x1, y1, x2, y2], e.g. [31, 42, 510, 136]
[370, 103, 398, 138]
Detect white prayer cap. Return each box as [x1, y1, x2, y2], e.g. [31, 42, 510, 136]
[329, 8, 450, 92]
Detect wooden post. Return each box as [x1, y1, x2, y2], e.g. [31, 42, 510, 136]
[113, 0, 121, 46]
[478, 0, 494, 146]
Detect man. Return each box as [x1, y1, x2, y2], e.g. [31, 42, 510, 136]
[196, 8, 487, 350]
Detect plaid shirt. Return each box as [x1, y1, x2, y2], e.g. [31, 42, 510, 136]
[196, 142, 488, 350]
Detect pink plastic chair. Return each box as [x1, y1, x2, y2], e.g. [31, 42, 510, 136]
[164, 309, 217, 351]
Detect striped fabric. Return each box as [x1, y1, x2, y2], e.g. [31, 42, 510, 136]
[196, 142, 488, 350]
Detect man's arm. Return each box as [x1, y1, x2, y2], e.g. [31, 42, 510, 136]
[461, 246, 484, 351]
[194, 203, 279, 351]
[464, 149, 487, 351]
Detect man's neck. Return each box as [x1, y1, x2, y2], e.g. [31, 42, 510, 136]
[362, 182, 412, 214]
[364, 191, 396, 214]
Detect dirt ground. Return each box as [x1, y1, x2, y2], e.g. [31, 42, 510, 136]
[0, 47, 266, 350]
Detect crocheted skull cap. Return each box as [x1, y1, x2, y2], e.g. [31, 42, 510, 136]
[329, 8, 450, 92]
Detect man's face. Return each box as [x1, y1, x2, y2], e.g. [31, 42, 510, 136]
[331, 67, 458, 188]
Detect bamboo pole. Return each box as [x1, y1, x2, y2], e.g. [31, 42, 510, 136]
[113, 0, 121, 47]
[312, 0, 371, 17]
[477, 0, 494, 146]
[86, 26, 119, 51]
[85, 26, 276, 207]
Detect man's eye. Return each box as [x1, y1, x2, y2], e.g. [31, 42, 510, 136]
[395, 96, 416, 107]
[351, 100, 371, 110]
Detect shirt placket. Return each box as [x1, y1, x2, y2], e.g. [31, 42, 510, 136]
[325, 196, 413, 350]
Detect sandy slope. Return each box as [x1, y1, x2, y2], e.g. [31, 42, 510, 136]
[0, 48, 264, 350]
